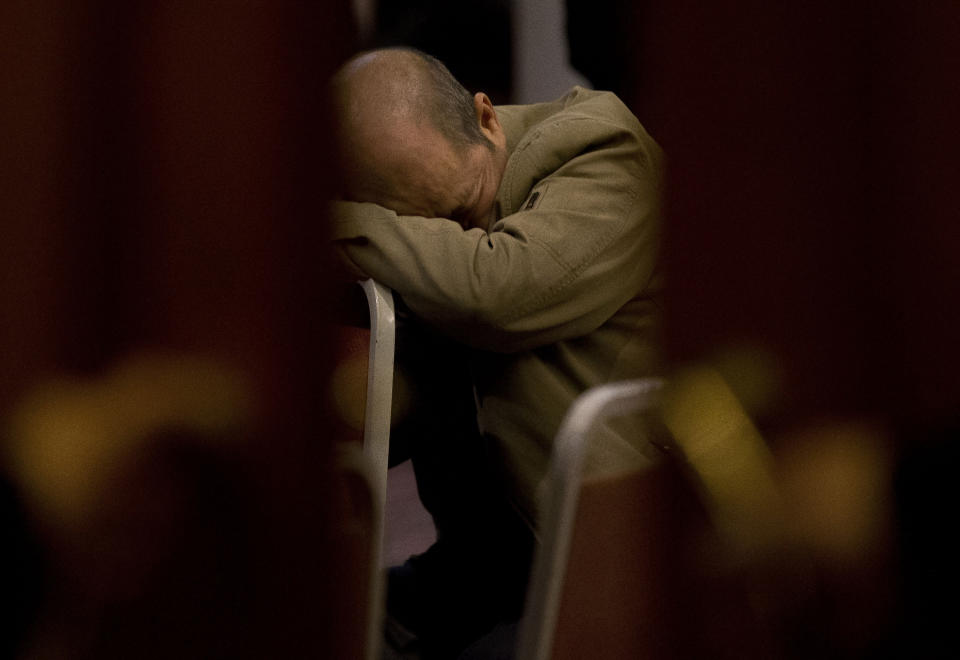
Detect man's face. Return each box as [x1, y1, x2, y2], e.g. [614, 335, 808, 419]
[372, 122, 508, 232]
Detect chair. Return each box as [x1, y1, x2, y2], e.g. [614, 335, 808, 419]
[329, 278, 397, 660]
[358, 278, 396, 660]
[515, 378, 669, 660]
[516, 370, 805, 660]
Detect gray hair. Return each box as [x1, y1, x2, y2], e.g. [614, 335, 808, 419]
[334, 47, 492, 152]
[404, 48, 493, 151]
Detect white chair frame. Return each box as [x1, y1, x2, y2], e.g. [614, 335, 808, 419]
[359, 278, 396, 660]
[515, 378, 665, 660]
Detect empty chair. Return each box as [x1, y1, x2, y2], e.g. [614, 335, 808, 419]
[516, 378, 675, 660]
[516, 374, 793, 660]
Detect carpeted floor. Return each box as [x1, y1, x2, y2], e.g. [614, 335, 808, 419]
[383, 460, 436, 567]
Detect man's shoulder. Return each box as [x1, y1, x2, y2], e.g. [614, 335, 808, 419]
[494, 88, 662, 218]
[499, 87, 652, 158]
[499, 86, 639, 130]
[557, 86, 636, 121]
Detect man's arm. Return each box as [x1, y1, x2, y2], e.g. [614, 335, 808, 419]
[331, 113, 661, 353]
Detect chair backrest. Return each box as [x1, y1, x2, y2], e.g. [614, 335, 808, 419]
[357, 279, 396, 660]
[517, 375, 801, 660]
[516, 379, 675, 660]
[329, 279, 396, 660]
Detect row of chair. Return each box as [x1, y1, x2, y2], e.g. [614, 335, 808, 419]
[345, 280, 784, 659]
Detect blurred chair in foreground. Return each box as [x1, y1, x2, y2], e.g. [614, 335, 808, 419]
[3, 352, 374, 659]
[516, 378, 673, 660]
[329, 278, 397, 660]
[515, 369, 897, 659]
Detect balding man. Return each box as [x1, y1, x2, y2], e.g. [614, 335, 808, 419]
[331, 48, 663, 657]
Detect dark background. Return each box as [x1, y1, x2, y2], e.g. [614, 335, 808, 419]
[2, 0, 957, 656]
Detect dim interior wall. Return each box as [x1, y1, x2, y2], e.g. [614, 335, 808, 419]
[512, 0, 590, 104]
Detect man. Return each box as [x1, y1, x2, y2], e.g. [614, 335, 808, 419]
[331, 48, 663, 657]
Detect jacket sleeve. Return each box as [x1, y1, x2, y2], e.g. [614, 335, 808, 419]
[330, 113, 661, 353]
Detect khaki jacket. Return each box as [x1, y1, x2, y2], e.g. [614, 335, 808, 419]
[331, 87, 664, 524]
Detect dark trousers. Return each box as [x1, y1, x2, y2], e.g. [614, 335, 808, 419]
[387, 316, 533, 658]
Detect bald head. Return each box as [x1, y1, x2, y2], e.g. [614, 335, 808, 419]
[333, 49, 492, 202]
[332, 49, 509, 231]
[334, 49, 426, 140]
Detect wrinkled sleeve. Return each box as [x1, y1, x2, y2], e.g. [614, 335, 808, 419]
[331, 120, 660, 353]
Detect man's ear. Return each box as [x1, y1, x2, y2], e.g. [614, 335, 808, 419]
[473, 92, 503, 142]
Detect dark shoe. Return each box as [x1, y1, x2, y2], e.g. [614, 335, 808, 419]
[385, 542, 524, 660]
[382, 611, 421, 660]
[456, 621, 519, 660]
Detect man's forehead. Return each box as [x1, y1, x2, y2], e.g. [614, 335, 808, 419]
[346, 105, 475, 217]
[392, 163, 466, 217]
[388, 127, 463, 181]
